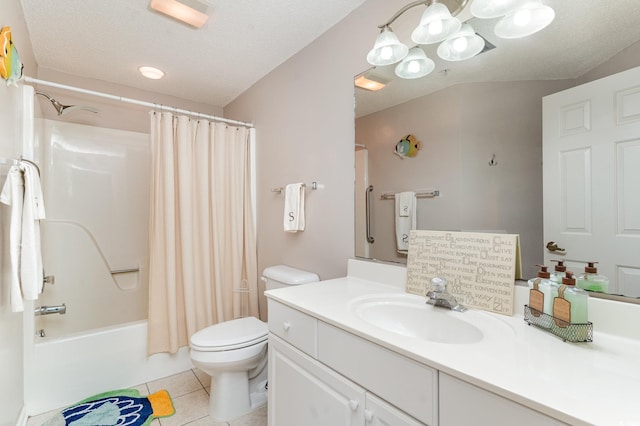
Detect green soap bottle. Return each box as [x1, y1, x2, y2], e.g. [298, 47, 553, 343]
[562, 272, 589, 324]
[549, 260, 567, 284]
[577, 261, 609, 293]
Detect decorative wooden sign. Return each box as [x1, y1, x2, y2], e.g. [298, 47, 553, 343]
[406, 230, 521, 316]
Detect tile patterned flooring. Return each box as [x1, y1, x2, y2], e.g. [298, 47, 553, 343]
[26, 369, 267, 426]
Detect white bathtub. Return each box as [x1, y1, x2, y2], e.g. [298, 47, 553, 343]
[24, 320, 193, 415]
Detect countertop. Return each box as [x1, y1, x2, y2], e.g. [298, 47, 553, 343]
[265, 266, 640, 426]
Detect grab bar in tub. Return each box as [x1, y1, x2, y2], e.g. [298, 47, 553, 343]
[34, 304, 66, 316]
[110, 267, 139, 275]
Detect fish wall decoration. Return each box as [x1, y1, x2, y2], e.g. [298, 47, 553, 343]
[394, 134, 421, 159]
[0, 26, 24, 87]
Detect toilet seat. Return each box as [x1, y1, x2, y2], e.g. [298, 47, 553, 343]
[191, 316, 268, 352]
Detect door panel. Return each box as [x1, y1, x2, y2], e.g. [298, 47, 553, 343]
[543, 67, 640, 297]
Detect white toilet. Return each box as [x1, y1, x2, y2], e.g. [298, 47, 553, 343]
[189, 265, 319, 422]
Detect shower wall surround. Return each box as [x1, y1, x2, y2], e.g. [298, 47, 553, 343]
[36, 119, 151, 337]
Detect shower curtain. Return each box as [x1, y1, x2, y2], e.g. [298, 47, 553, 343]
[147, 112, 258, 355]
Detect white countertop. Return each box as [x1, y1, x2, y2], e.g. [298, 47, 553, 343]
[265, 261, 640, 426]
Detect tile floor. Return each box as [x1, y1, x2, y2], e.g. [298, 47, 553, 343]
[26, 369, 267, 426]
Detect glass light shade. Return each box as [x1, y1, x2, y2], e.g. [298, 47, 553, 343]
[470, 0, 524, 19]
[411, 2, 462, 45]
[395, 47, 435, 79]
[437, 24, 486, 61]
[494, 0, 555, 39]
[367, 27, 409, 66]
[138, 66, 165, 79]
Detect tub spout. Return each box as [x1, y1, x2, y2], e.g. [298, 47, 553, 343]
[34, 303, 66, 316]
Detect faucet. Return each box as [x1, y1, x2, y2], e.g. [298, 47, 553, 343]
[426, 277, 467, 312]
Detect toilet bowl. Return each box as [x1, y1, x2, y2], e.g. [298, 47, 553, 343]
[189, 265, 319, 421]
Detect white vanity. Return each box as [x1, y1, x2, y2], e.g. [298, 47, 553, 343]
[266, 259, 640, 426]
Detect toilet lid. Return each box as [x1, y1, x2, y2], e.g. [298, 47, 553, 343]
[190, 316, 268, 352]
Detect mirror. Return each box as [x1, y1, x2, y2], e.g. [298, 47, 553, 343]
[354, 0, 640, 299]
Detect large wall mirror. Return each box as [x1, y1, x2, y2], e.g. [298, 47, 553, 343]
[354, 0, 640, 300]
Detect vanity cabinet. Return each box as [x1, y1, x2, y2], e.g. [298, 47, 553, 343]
[268, 334, 365, 425]
[268, 300, 428, 425]
[268, 299, 565, 426]
[439, 373, 566, 426]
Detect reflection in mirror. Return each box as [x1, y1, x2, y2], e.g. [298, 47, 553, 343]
[354, 0, 640, 300]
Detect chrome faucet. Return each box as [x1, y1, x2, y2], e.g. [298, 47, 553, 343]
[426, 277, 467, 312]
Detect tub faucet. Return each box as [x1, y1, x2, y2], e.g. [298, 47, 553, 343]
[426, 278, 467, 312]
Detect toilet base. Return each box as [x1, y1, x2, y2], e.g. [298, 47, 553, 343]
[208, 371, 268, 422]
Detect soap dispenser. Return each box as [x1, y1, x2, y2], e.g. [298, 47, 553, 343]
[577, 262, 609, 293]
[555, 271, 589, 324]
[527, 265, 558, 316]
[549, 260, 567, 284]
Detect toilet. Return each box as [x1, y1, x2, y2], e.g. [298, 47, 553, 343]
[189, 265, 319, 422]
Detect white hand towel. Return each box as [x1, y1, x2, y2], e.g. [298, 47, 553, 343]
[283, 183, 305, 232]
[0, 166, 25, 312]
[395, 191, 416, 254]
[398, 191, 413, 217]
[20, 162, 46, 301]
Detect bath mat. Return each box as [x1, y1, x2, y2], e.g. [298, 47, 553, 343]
[41, 388, 175, 426]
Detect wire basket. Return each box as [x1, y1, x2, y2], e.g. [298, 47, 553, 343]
[524, 305, 593, 343]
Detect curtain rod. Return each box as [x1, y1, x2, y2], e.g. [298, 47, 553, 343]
[23, 76, 254, 128]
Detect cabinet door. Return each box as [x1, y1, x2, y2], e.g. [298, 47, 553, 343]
[268, 334, 365, 426]
[365, 392, 425, 426]
[439, 373, 566, 426]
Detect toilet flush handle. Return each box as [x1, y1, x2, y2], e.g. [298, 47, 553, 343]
[283, 321, 291, 331]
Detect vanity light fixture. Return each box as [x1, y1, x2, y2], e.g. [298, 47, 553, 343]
[494, 0, 555, 39]
[139, 66, 166, 80]
[149, 0, 210, 29]
[366, 0, 555, 78]
[395, 47, 435, 79]
[437, 23, 485, 61]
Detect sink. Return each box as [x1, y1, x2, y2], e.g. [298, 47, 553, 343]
[350, 293, 484, 344]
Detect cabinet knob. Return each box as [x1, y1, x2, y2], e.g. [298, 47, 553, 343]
[364, 409, 374, 422]
[283, 321, 291, 331]
[349, 399, 359, 411]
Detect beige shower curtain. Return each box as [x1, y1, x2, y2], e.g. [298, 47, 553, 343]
[147, 112, 258, 355]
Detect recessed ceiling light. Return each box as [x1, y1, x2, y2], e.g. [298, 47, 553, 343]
[139, 66, 165, 80]
[149, 0, 210, 29]
[355, 74, 387, 91]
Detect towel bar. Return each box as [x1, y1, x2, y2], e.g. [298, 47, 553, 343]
[271, 182, 318, 193]
[380, 190, 439, 200]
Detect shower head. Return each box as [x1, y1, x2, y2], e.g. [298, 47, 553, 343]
[35, 92, 99, 116]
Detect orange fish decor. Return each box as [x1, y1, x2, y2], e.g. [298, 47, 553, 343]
[394, 134, 421, 159]
[0, 26, 24, 87]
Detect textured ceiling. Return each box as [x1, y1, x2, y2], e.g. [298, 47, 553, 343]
[18, 0, 640, 116]
[20, 0, 367, 108]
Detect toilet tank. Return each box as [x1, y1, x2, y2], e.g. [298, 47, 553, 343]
[262, 265, 319, 291]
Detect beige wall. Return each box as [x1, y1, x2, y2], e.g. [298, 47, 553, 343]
[224, 0, 397, 319]
[358, 80, 570, 279]
[225, 1, 640, 317]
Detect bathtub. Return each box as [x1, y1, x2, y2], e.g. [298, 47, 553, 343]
[24, 119, 178, 416]
[24, 320, 193, 415]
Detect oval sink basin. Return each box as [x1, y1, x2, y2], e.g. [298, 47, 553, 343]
[350, 293, 484, 344]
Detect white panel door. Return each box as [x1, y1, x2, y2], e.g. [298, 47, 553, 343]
[543, 66, 640, 296]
